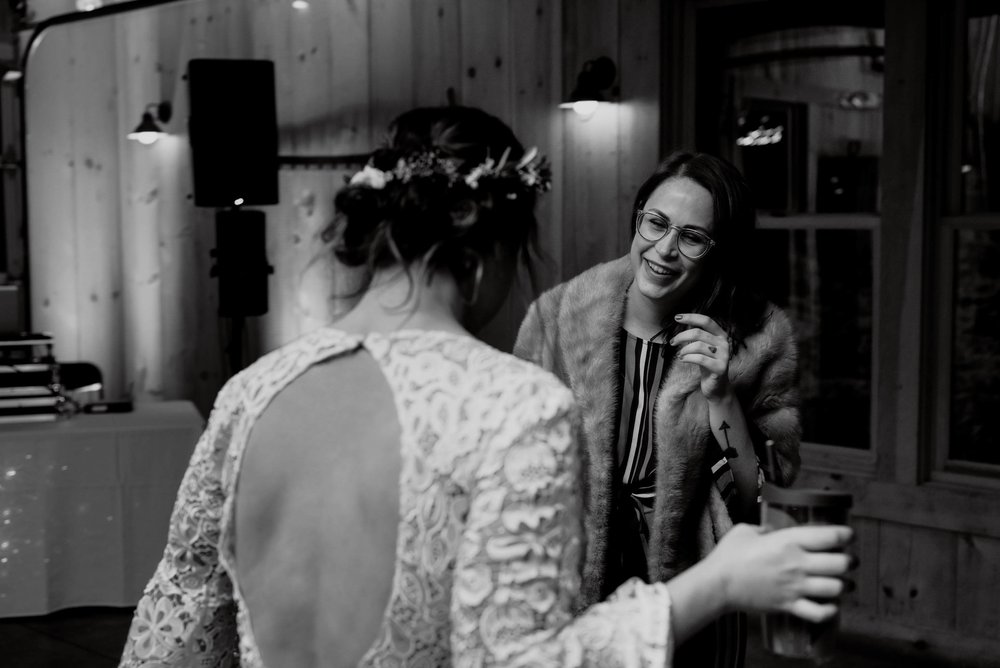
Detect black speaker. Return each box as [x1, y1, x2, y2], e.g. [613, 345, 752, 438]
[212, 209, 273, 317]
[188, 59, 279, 207]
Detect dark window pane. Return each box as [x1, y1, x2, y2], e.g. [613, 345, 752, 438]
[962, 10, 1000, 213]
[950, 229, 1000, 464]
[709, 21, 885, 214]
[755, 229, 873, 448]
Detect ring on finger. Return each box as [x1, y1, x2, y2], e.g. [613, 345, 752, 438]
[709, 345, 718, 354]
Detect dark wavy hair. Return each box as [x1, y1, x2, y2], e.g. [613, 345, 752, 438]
[330, 106, 541, 298]
[632, 150, 768, 350]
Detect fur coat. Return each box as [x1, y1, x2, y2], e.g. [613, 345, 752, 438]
[514, 256, 801, 605]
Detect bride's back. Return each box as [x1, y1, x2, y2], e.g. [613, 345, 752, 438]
[235, 349, 401, 667]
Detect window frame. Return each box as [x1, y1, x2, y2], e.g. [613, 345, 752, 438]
[927, 0, 1000, 487]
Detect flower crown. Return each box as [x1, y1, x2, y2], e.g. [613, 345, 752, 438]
[348, 146, 552, 200]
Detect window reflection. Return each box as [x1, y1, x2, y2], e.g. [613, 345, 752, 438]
[962, 9, 1000, 213]
[950, 229, 1000, 464]
[722, 24, 884, 214]
[755, 229, 873, 449]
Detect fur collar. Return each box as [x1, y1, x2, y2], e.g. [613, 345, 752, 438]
[526, 256, 801, 597]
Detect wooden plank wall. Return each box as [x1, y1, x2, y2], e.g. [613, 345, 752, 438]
[794, 466, 1000, 659]
[24, 0, 659, 415]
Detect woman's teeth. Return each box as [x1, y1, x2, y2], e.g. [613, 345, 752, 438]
[646, 260, 670, 276]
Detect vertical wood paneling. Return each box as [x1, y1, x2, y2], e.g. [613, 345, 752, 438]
[412, 0, 461, 107]
[115, 12, 163, 402]
[957, 534, 1000, 637]
[26, 27, 81, 360]
[27, 0, 612, 405]
[878, 522, 956, 629]
[69, 17, 122, 396]
[327, 0, 370, 153]
[370, 0, 414, 138]
[561, 0, 620, 280]
[510, 0, 562, 290]
[617, 0, 659, 253]
[458, 0, 510, 117]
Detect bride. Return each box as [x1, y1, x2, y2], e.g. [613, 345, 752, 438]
[119, 106, 853, 667]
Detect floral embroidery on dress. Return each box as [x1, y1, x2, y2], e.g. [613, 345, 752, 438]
[119, 329, 674, 668]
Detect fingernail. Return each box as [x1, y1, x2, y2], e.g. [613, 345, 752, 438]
[674, 314, 682, 321]
[668, 338, 676, 346]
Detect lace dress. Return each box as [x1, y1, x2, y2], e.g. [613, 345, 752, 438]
[118, 328, 675, 667]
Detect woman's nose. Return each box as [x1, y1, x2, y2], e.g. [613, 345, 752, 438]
[653, 227, 680, 256]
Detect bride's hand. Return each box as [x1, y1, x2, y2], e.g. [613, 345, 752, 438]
[706, 523, 855, 622]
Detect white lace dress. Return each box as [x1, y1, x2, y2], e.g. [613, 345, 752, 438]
[118, 328, 675, 667]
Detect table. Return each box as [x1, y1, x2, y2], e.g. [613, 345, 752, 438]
[0, 401, 204, 617]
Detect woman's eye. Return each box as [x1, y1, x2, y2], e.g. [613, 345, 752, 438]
[680, 231, 705, 243]
[648, 218, 668, 230]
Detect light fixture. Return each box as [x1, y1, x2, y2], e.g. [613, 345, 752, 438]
[291, 0, 310, 9]
[560, 56, 617, 117]
[76, 0, 103, 10]
[127, 101, 172, 145]
[837, 90, 881, 111]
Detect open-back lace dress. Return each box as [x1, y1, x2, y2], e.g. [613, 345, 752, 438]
[119, 328, 675, 667]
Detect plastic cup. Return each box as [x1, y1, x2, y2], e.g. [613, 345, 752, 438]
[760, 485, 853, 663]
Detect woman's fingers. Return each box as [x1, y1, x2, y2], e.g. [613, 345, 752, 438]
[675, 313, 726, 336]
[780, 525, 854, 552]
[787, 598, 840, 624]
[802, 552, 854, 577]
[676, 341, 722, 359]
[798, 576, 845, 600]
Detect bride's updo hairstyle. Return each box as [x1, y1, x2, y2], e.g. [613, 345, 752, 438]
[333, 106, 550, 293]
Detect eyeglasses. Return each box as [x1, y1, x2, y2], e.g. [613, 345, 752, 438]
[635, 210, 716, 259]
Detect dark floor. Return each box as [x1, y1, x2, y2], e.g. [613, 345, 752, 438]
[0, 606, 980, 667]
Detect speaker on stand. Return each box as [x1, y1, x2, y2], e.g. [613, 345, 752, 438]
[188, 58, 279, 374]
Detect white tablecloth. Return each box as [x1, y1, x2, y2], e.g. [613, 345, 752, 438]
[0, 401, 204, 617]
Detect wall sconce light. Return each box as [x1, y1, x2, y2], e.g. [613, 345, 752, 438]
[291, 0, 310, 9]
[560, 56, 617, 117]
[838, 90, 881, 111]
[127, 101, 172, 145]
[76, 0, 104, 11]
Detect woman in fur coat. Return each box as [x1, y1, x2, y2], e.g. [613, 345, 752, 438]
[514, 151, 802, 667]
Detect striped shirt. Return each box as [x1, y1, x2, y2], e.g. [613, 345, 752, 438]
[614, 330, 740, 563]
[613, 328, 746, 668]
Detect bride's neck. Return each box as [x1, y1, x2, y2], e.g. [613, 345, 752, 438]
[333, 266, 468, 336]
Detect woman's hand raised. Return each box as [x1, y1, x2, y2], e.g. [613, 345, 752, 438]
[670, 313, 732, 403]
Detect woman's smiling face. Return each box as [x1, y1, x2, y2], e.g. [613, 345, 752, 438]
[629, 176, 715, 315]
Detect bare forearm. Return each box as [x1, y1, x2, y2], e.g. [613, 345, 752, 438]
[664, 557, 730, 645]
[707, 394, 760, 519]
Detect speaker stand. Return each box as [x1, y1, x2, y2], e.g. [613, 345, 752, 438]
[224, 316, 246, 375]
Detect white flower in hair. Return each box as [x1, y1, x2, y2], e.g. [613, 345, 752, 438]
[349, 164, 391, 190]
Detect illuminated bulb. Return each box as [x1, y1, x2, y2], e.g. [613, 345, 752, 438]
[572, 100, 599, 117]
[292, 0, 310, 9]
[127, 131, 160, 145]
[234, 198, 245, 206]
[76, 0, 103, 10]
